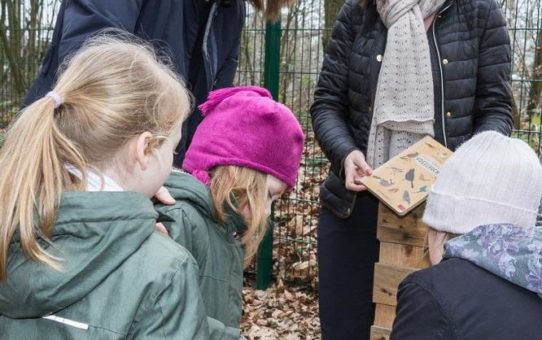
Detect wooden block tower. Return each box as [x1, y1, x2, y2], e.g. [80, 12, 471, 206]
[370, 203, 431, 340]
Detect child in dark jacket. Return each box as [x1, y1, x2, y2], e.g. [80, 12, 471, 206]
[391, 131, 542, 339]
[156, 86, 305, 339]
[0, 36, 209, 339]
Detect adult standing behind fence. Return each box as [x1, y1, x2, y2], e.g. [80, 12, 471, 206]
[23, 0, 286, 164]
[311, 0, 513, 338]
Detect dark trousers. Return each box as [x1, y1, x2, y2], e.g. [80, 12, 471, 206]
[317, 191, 379, 340]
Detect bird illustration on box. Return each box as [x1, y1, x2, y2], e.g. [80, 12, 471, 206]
[401, 152, 419, 160]
[419, 173, 432, 182]
[414, 185, 428, 194]
[379, 178, 394, 187]
[390, 167, 403, 175]
[402, 191, 411, 205]
[436, 151, 449, 159]
[405, 168, 415, 189]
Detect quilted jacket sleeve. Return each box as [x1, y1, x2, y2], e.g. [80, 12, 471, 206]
[472, 0, 513, 135]
[310, 0, 360, 175]
[59, 0, 145, 62]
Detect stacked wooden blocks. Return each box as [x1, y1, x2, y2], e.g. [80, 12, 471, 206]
[370, 203, 431, 340]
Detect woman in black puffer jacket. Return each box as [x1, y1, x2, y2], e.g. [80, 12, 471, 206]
[310, 0, 512, 338]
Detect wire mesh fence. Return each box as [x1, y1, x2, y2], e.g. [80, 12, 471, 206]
[0, 0, 60, 126]
[0, 0, 541, 288]
[238, 0, 542, 287]
[501, 0, 542, 152]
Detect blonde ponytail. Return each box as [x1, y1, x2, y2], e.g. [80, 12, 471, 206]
[0, 36, 191, 281]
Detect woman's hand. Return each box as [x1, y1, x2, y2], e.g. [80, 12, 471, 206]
[344, 150, 373, 191]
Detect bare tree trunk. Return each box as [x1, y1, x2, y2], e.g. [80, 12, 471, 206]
[0, 0, 50, 100]
[526, 27, 542, 123]
[279, 1, 300, 104]
[512, 96, 521, 129]
[323, 0, 343, 50]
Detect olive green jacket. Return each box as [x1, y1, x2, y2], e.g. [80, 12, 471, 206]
[157, 171, 245, 340]
[0, 191, 209, 339]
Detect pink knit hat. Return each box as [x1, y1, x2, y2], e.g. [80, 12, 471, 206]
[182, 86, 305, 189]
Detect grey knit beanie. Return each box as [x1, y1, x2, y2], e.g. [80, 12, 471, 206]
[423, 131, 542, 234]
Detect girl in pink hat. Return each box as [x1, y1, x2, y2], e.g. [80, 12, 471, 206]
[156, 86, 305, 339]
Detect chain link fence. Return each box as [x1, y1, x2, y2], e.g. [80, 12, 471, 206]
[1, 0, 541, 288]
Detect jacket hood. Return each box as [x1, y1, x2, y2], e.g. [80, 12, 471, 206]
[163, 171, 248, 235]
[0, 191, 158, 318]
[444, 224, 542, 298]
[164, 171, 216, 219]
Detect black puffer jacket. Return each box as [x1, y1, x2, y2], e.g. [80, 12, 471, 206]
[391, 258, 542, 339]
[311, 0, 512, 218]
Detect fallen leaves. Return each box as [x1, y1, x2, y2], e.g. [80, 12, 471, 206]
[241, 279, 321, 339]
[241, 127, 326, 339]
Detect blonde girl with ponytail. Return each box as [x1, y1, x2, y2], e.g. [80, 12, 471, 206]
[156, 86, 304, 339]
[0, 36, 209, 339]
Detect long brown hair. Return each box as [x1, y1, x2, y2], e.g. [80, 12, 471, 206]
[0, 36, 191, 281]
[247, 0, 294, 22]
[210, 165, 269, 267]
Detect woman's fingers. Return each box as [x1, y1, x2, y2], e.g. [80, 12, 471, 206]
[345, 151, 372, 191]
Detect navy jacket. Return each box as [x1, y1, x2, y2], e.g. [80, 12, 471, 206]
[391, 258, 542, 339]
[23, 0, 245, 162]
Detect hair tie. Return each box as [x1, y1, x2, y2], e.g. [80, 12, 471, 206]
[46, 91, 63, 109]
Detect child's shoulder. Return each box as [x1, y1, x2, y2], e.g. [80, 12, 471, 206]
[132, 231, 199, 278]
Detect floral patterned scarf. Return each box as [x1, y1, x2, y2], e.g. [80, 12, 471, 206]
[444, 224, 542, 299]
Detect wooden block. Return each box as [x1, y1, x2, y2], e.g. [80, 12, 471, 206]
[377, 203, 428, 247]
[373, 263, 416, 306]
[379, 242, 430, 269]
[374, 304, 396, 328]
[370, 325, 391, 340]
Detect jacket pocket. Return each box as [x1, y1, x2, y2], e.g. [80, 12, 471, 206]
[319, 172, 356, 219]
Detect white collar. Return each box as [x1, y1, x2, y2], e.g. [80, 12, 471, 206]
[65, 164, 124, 192]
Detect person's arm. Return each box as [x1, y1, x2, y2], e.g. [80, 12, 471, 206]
[472, 0, 513, 135]
[390, 277, 455, 340]
[127, 257, 209, 339]
[160, 206, 240, 340]
[58, 0, 145, 62]
[310, 0, 359, 175]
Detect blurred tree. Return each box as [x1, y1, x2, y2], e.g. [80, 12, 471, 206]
[323, 0, 342, 50]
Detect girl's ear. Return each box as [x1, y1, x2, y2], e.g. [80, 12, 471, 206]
[133, 131, 154, 171]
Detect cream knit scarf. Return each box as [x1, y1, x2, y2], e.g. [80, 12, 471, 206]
[366, 0, 445, 168]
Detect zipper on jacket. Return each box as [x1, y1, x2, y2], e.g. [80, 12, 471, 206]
[203, 2, 219, 89]
[431, 2, 453, 148]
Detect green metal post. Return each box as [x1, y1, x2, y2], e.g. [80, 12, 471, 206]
[256, 19, 281, 290]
